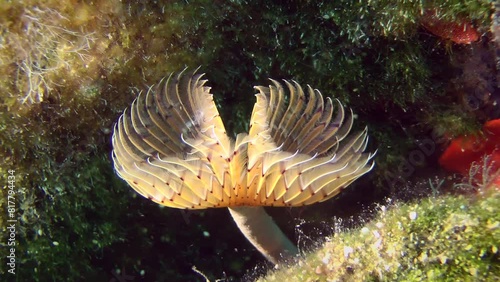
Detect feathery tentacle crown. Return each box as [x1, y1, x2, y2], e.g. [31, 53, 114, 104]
[112, 69, 375, 209]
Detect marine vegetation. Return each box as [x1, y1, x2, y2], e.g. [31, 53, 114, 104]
[0, 0, 497, 281]
[259, 187, 500, 281]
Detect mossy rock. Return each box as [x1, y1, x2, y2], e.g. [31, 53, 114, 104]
[258, 189, 500, 281]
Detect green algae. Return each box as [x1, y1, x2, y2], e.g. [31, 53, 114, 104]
[0, 0, 496, 280]
[259, 189, 500, 282]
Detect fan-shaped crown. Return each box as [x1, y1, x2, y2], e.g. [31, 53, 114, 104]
[112, 69, 375, 209]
